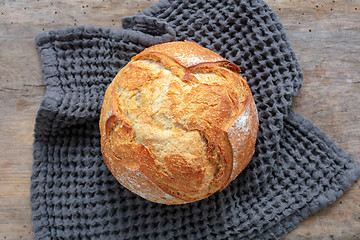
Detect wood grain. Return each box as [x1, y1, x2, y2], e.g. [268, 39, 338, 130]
[0, 0, 359, 239]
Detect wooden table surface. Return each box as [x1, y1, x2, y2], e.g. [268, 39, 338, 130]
[0, 0, 359, 239]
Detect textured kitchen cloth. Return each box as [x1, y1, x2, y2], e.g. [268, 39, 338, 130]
[31, 0, 360, 239]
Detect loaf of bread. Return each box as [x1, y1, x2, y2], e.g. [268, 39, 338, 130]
[99, 41, 259, 204]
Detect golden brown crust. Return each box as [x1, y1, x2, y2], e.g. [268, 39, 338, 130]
[100, 41, 259, 204]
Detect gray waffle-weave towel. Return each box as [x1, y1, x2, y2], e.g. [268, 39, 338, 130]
[31, 0, 360, 239]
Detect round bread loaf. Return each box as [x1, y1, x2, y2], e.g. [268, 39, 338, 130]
[99, 41, 259, 205]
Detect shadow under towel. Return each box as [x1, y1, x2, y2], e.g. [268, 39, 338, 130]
[31, 0, 360, 239]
